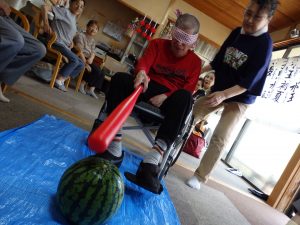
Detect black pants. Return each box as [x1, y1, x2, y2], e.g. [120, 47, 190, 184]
[83, 63, 104, 89]
[106, 73, 193, 146]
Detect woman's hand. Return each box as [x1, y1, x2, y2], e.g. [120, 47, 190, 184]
[149, 94, 167, 108]
[204, 91, 226, 107]
[86, 57, 93, 65]
[0, 0, 11, 16]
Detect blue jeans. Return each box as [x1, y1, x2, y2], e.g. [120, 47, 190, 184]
[52, 43, 84, 79]
[0, 16, 46, 85]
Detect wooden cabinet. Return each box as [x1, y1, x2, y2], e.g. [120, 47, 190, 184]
[121, 32, 148, 69]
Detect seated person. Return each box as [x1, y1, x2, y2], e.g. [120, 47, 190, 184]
[41, 0, 85, 92]
[193, 71, 215, 100]
[91, 13, 202, 194]
[0, 0, 46, 103]
[74, 20, 104, 99]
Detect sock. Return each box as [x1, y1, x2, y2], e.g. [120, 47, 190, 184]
[143, 139, 167, 165]
[155, 139, 168, 152]
[0, 84, 10, 103]
[143, 151, 162, 165]
[88, 87, 98, 99]
[186, 176, 201, 190]
[107, 132, 122, 157]
[79, 82, 86, 94]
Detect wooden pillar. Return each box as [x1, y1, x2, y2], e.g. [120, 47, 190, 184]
[267, 144, 300, 212]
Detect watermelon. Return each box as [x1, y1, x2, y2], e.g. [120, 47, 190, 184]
[56, 156, 124, 225]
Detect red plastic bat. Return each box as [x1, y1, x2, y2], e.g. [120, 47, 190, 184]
[88, 85, 143, 153]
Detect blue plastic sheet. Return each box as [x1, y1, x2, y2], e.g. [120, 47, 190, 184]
[0, 115, 180, 225]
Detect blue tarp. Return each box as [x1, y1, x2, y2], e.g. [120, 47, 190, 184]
[0, 115, 180, 225]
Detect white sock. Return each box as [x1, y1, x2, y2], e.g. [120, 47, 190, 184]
[186, 176, 201, 190]
[88, 87, 98, 99]
[0, 85, 10, 103]
[143, 139, 167, 165]
[107, 133, 122, 157]
[79, 82, 86, 94]
[143, 150, 162, 165]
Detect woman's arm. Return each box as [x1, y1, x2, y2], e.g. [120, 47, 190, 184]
[41, 4, 53, 34]
[86, 52, 95, 65]
[205, 85, 247, 107]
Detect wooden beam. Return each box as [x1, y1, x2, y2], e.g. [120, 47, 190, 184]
[267, 144, 300, 212]
[273, 37, 300, 50]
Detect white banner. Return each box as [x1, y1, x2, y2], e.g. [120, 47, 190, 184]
[262, 57, 300, 103]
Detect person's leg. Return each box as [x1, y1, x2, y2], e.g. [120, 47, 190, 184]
[0, 17, 24, 74]
[0, 17, 23, 102]
[87, 63, 104, 89]
[69, 57, 84, 79]
[134, 89, 194, 193]
[186, 96, 224, 189]
[86, 64, 105, 99]
[52, 43, 82, 90]
[91, 73, 134, 166]
[79, 79, 86, 94]
[0, 17, 46, 85]
[189, 102, 249, 189]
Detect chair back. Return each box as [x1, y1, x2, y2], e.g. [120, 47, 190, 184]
[9, 7, 30, 32]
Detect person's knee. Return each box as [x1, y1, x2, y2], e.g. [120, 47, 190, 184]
[34, 41, 46, 59]
[67, 52, 79, 64]
[8, 32, 25, 54]
[77, 58, 85, 70]
[111, 72, 132, 85]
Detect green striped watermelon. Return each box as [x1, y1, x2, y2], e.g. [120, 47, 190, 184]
[56, 156, 124, 225]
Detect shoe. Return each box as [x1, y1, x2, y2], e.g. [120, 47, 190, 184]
[86, 89, 98, 99]
[125, 162, 163, 194]
[92, 150, 124, 168]
[186, 176, 201, 190]
[248, 188, 269, 201]
[54, 81, 67, 92]
[226, 167, 243, 177]
[79, 83, 86, 94]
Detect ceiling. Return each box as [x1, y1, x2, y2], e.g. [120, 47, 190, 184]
[184, 0, 300, 33]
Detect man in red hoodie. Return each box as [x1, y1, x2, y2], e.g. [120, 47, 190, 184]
[91, 13, 202, 194]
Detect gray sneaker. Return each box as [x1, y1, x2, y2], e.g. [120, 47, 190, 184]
[54, 82, 67, 92]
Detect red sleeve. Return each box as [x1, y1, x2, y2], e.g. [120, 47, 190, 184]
[135, 40, 157, 76]
[183, 61, 202, 94]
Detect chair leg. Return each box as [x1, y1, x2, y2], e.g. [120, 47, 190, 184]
[65, 78, 71, 89]
[50, 56, 62, 88]
[75, 68, 85, 92]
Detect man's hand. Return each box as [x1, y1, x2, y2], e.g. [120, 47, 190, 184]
[0, 0, 11, 16]
[149, 94, 167, 108]
[134, 70, 149, 92]
[204, 91, 226, 107]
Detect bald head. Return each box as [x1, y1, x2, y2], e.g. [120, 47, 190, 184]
[175, 13, 200, 35]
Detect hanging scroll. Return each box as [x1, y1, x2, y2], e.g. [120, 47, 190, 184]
[262, 57, 300, 103]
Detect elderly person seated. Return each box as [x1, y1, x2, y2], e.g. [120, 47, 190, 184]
[0, 0, 46, 103]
